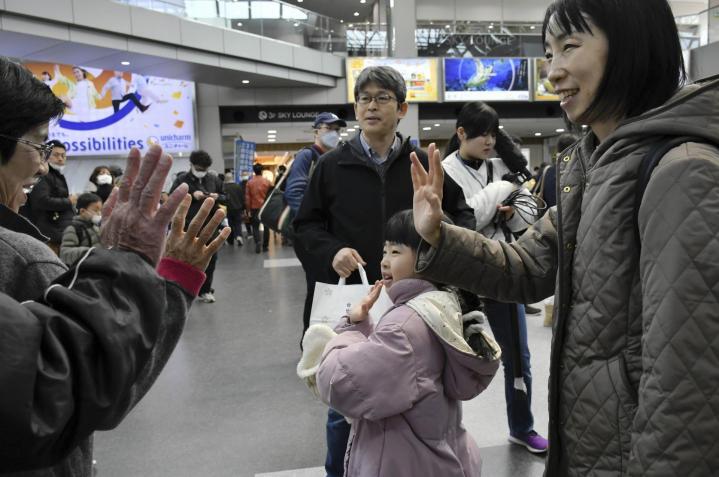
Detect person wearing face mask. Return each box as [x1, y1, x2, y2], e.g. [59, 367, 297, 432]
[170, 149, 226, 303]
[59, 192, 102, 266]
[27, 140, 77, 255]
[84, 165, 115, 202]
[284, 112, 347, 217]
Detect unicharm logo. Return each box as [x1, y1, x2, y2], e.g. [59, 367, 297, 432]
[160, 134, 192, 141]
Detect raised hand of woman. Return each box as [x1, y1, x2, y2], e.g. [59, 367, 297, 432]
[410, 142, 445, 247]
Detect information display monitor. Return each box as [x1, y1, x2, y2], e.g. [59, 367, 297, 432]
[443, 57, 530, 101]
[346, 57, 440, 103]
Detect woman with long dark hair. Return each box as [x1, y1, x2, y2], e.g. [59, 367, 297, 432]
[442, 101, 547, 454]
[410, 0, 719, 474]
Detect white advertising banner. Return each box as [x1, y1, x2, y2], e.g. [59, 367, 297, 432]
[25, 63, 196, 156]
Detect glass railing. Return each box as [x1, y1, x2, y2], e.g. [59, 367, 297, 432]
[115, 0, 347, 53]
[675, 4, 719, 49]
[114, 1, 718, 58]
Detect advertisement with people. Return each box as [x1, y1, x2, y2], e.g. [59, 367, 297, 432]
[25, 62, 197, 156]
[443, 57, 530, 101]
[346, 57, 440, 103]
[534, 58, 560, 101]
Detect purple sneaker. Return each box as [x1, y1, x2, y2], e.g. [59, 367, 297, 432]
[508, 431, 548, 454]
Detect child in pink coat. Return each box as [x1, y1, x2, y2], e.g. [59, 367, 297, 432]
[315, 210, 500, 476]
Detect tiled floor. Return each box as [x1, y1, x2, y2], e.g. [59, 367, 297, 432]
[93, 236, 552, 476]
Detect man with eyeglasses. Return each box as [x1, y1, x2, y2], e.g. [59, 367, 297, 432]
[26, 140, 77, 254]
[293, 65, 475, 477]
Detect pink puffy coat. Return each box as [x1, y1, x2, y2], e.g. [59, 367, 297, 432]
[316, 279, 499, 477]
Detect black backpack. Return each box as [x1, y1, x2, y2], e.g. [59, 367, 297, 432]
[633, 136, 715, 244]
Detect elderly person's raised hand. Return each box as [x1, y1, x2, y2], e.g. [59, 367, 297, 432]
[165, 195, 230, 271]
[410, 142, 445, 247]
[100, 145, 188, 265]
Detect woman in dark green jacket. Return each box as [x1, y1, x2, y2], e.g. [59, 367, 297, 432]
[410, 0, 719, 475]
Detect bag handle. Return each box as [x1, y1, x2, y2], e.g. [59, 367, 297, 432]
[337, 262, 369, 287]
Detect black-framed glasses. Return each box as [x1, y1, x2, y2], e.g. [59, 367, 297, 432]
[0, 134, 53, 162]
[356, 93, 398, 105]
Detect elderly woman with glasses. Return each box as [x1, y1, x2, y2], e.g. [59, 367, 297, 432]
[0, 56, 230, 475]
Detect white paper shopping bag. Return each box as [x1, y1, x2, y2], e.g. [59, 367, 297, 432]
[309, 264, 392, 328]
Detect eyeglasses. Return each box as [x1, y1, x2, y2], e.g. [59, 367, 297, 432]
[356, 93, 398, 105]
[0, 134, 54, 162]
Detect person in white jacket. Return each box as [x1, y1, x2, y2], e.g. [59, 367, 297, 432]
[441, 101, 548, 454]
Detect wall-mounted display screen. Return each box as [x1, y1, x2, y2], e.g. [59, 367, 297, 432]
[346, 57, 440, 103]
[443, 58, 530, 101]
[25, 62, 196, 156]
[534, 58, 560, 101]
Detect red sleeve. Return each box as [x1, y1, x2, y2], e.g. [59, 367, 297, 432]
[156, 257, 206, 297]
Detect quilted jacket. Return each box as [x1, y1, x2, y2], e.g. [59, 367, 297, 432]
[415, 75, 719, 476]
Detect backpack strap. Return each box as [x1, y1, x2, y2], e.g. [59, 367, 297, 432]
[306, 145, 322, 181]
[633, 136, 709, 245]
[72, 222, 89, 247]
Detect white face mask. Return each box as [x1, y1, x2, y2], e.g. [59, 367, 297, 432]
[320, 130, 341, 149]
[49, 162, 65, 174]
[91, 214, 102, 226]
[96, 174, 113, 185]
[192, 166, 207, 178]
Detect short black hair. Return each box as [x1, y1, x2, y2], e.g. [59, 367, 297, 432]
[189, 149, 212, 168]
[0, 57, 65, 164]
[542, 0, 685, 124]
[354, 65, 407, 106]
[385, 209, 453, 251]
[445, 101, 499, 157]
[252, 163, 263, 175]
[76, 192, 102, 211]
[46, 139, 66, 150]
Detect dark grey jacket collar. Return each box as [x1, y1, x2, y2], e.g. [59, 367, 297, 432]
[0, 204, 49, 242]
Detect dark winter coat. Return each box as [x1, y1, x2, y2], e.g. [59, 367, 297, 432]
[0, 203, 197, 475]
[170, 170, 225, 229]
[293, 133, 475, 284]
[415, 76, 719, 476]
[27, 168, 74, 244]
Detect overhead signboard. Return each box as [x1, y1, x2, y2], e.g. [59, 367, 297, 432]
[219, 105, 355, 124]
[346, 57, 440, 103]
[25, 62, 196, 156]
[534, 58, 560, 101]
[443, 57, 530, 101]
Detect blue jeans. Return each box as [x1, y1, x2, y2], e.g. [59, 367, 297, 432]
[485, 300, 534, 436]
[325, 408, 351, 477]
